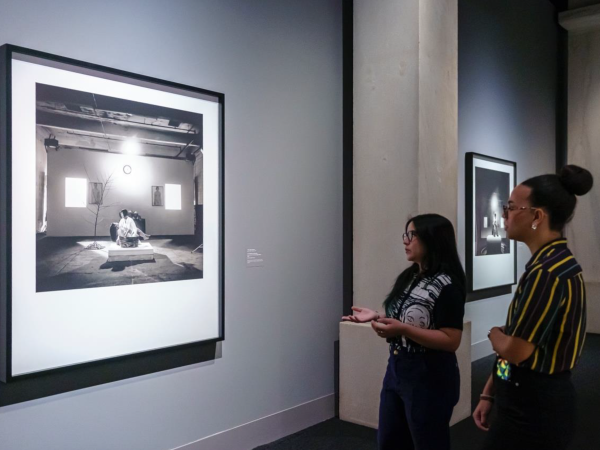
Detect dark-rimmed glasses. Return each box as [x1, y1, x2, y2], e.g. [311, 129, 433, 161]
[402, 230, 418, 244]
[502, 204, 538, 219]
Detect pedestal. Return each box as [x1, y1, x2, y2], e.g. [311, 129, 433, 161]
[107, 242, 155, 262]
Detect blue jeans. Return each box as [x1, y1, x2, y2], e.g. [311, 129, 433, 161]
[378, 349, 460, 450]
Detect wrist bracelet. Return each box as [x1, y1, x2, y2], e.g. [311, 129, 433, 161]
[480, 394, 495, 403]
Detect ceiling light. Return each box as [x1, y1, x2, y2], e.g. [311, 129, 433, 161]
[122, 137, 141, 155]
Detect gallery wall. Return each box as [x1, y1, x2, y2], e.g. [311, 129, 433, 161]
[45, 146, 195, 237]
[0, 1, 342, 449]
[458, 0, 559, 358]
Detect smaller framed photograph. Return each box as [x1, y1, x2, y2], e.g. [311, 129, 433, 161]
[89, 182, 103, 205]
[151, 185, 164, 206]
[465, 153, 517, 299]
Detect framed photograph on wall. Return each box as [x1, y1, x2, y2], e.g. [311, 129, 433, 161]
[465, 153, 517, 299]
[0, 45, 224, 400]
[89, 182, 103, 205]
[151, 185, 164, 206]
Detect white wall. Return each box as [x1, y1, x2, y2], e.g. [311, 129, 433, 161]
[46, 147, 194, 236]
[458, 0, 559, 359]
[0, 1, 342, 449]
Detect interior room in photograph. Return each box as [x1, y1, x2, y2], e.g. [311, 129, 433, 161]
[36, 82, 205, 292]
[0, 45, 224, 394]
[465, 153, 517, 298]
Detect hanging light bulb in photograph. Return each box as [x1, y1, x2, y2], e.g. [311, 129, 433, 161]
[122, 137, 141, 155]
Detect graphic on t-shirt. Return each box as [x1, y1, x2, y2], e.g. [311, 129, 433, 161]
[402, 304, 431, 329]
[388, 273, 452, 352]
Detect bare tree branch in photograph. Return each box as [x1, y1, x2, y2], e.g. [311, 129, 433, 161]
[83, 166, 119, 250]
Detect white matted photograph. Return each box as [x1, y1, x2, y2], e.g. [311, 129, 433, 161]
[36, 83, 205, 293]
[466, 153, 517, 294]
[0, 46, 224, 381]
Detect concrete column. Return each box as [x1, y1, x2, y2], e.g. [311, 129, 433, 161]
[418, 0, 458, 227]
[344, 0, 465, 427]
[353, 0, 419, 313]
[563, 1, 600, 332]
[353, 0, 458, 313]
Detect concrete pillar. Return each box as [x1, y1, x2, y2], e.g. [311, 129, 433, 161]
[562, 1, 600, 332]
[343, 0, 467, 428]
[418, 0, 458, 226]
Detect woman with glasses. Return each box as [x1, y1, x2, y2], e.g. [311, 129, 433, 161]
[342, 213, 466, 450]
[473, 165, 594, 450]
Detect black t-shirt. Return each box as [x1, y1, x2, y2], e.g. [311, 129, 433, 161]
[385, 273, 465, 352]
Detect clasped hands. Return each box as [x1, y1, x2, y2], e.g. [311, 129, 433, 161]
[341, 306, 406, 339]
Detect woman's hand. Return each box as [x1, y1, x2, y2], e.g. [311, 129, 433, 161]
[342, 306, 378, 323]
[473, 399, 493, 431]
[371, 318, 405, 339]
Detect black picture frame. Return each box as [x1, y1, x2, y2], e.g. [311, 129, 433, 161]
[465, 152, 517, 301]
[0, 44, 225, 406]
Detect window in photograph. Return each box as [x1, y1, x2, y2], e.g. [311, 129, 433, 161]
[65, 177, 87, 208]
[165, 184, 182, 210]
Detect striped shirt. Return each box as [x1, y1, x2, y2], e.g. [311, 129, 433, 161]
[505, 239, 586, 374]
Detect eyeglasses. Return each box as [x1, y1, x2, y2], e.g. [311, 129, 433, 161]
[502, 204, 538, 219]
[402, 230, 418, 244]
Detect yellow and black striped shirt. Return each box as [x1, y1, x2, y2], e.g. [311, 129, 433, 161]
[505, 238, 586, 374]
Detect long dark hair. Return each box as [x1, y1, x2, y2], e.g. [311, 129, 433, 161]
[522, 165, 593, 232]
[383, 214, 466, 311]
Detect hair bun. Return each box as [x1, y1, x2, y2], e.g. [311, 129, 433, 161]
[559, 165, 594, 196]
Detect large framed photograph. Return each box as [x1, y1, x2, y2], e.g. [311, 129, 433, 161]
[465, 153, 516, 298]
[0, 45, 224, 386]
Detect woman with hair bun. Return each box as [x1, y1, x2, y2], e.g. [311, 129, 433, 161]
[474, 165, 594, 450]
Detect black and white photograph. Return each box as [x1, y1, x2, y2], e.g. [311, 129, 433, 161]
[1, 46, 224, 381]
[151, 185, 164, 206]
[466, 153, 517, 295]
[35, 83, 205, 293]
[474, 167, 510, 256]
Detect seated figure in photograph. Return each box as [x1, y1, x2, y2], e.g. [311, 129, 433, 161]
[115, 209, 150, 247]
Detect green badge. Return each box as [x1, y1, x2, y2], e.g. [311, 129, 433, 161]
[496, 358, 511, 381]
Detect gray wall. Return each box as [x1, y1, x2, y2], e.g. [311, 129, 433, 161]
[0, 1, 342, 449]
[458, 0, 559, 357]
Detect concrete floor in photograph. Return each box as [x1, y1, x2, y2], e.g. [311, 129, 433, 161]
[36, 236, 203, 292]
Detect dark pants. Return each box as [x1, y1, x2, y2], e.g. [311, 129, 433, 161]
[482, 364, 576, 450]
[378, 349, 460, 450]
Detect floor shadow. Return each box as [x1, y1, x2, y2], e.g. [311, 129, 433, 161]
[36, 238, 203, 293]
[100, 258, 158, 272]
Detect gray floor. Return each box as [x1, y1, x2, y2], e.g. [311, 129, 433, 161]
[36, 236, 203, 292]
[256, 334, 600, 450]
